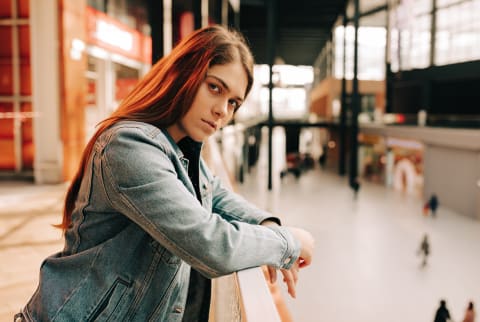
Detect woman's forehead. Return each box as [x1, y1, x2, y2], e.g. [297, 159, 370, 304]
[207, 62, 248, 98]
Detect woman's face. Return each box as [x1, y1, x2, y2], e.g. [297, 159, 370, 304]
[167, 60, 248, 142]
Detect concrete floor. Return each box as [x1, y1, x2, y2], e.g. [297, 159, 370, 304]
[0, 181, 66, 321]
[0, 127, 479, 322]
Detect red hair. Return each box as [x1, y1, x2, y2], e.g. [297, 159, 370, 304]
[58, 25, 254, 231]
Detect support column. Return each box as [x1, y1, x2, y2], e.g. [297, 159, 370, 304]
[339, 14, 347, 176]
[266, 0, 277, 190]
[349, 0, 360, 190]
[148, 0, 164, 63]
[194, 0, 209, 29]
[58, 0, 87, 181]
[30, 0, 63, 183]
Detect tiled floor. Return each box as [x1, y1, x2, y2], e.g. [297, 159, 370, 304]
[0, 127, 479, 322]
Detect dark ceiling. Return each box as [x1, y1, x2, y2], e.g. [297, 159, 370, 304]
[239, 0, 348, 67]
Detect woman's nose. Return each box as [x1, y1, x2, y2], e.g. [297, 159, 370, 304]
[213, 100, 228, 118]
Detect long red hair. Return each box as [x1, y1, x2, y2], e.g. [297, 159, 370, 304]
[58, 25, 254, 231]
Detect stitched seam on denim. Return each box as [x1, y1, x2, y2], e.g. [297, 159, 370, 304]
[124, 249, 162, 320]
[71, 150, 97, 254]
[147, 264, 184, 321]
[51, 245, 105, 321]
[94, 122, 162, 153]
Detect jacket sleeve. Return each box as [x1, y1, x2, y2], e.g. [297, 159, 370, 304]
[100, 127, 300, 279]
[200, 159, 280, 225]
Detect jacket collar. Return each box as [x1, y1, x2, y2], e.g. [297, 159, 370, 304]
[160, 128, 203, 159]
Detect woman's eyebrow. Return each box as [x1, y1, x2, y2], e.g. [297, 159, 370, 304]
[206, 74, 244, 102]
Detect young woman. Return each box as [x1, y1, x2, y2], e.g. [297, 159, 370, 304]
[18, 25, 314, 322]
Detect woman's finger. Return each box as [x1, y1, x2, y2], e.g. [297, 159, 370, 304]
[281, 269, 297, 298]
[267, 266, 277, 284]
[291, 265, 299, 284]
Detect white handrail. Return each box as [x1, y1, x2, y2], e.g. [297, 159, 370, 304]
[204, 137, 281, 322]
[237, 268, 282, 322]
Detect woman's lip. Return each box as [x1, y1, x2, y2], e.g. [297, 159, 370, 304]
[203, 119, 217, 130]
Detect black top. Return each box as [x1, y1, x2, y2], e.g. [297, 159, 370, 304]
[178, 137, 211, 322]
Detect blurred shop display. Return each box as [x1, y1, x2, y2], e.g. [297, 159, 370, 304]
[358, 133, 424, 197]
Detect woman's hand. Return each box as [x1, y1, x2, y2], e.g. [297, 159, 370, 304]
[264, 226, 315, 298]
[287, 227, 315, 268]
[260, 222, 316, 266]
[266, 262, 300, 298]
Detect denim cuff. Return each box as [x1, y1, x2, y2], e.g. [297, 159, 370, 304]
[259, 216, 282, 226]
[268, 226, 301, 269]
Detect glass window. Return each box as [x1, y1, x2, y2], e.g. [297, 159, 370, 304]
[437, 0, 464, 7]
[358, 27, 386, 80]
[359, 0, 388, 14]
[87, 0, 149, 36]
[390, 0, 480, 69]
[236, 64, 313, 122]
[0, 103, 15, 170]
[114, 62, 140, 106]
[434, 0, 480, 65]
[389, 0, 431, 71]
[410, 14, 431, 69]
[389, 9, 400, 72]
[333, 25, 386, 80]
[413, 0, 432, 15]
[0, 0, 32, 172]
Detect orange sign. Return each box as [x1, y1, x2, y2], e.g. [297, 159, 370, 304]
[86, 6, 151, 64]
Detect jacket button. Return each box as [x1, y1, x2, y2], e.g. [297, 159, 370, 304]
[174, 307, 183, 313]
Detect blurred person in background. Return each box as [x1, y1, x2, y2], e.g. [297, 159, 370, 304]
[418, 233, 430, 268]
[428, 193, 439, 217]
[15, 25, 314, 322]
[434, 299, 452, 322]
[463, 301, 475, 322]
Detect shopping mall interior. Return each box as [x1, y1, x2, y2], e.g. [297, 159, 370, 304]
[0, 0, 479, 321]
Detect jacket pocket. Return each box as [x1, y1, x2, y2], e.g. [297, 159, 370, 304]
[87, 277, 132, 322]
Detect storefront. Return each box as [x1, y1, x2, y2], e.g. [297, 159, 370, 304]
[385, 137, 424, 197]
[0, 1, 151, 182]
[358, 131, 424, 197]
[358, 133, 386, 184]
[84, 7, 151, 141]
[2, 0, 236, 183]
[0, 0, 33, 177]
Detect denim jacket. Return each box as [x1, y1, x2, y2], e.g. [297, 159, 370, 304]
[23, 121, 300, 321]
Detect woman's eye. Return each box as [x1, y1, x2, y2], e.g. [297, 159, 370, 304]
[229, 100, 240, 110]
[208, 83, 220, 93]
